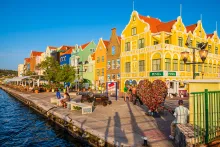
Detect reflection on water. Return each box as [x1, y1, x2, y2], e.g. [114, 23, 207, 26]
[0, 89, 88, 147]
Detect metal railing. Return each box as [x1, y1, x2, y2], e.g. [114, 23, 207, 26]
[190, 89, 220, 144]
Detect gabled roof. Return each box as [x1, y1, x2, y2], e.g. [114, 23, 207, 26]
[31, 51, 43, 56]
[156, 20, 177, 32]
[58, 45, 75, 52]
[81, 42, 90, 50]
[117, 36, 121, 43]
[60, 48, 73, 56]
[103, 40, 109, 48]
[24, 58, 30, 63]
[207, 33, 214, 38]
[186, 24, 197, 33]
[138, 14, 162, 33]
[48, 46, 57, 50]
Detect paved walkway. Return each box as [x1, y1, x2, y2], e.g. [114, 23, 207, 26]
[3, 88, 189, 147]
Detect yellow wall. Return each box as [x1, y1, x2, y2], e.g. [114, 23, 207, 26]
[120, 11, 220, 92]
[94, 38, 107, 85]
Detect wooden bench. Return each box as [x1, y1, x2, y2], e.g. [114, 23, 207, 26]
[69, 102, 92, 114]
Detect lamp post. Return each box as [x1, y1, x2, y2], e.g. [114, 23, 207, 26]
[181, 36, 208, 79]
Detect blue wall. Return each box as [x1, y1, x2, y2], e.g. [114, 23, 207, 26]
[60, 54, 71, 65]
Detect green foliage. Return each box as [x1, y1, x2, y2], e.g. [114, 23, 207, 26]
[0, 69, 17, 77]
[56, 64, 75, 83]
[23, 71, 36, 76]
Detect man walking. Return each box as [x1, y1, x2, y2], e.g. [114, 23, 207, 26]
[169, 100, 189, 140]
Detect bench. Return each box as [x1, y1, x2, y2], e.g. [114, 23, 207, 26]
[69, 102, 92, 114]
[50, 98, 59, 105]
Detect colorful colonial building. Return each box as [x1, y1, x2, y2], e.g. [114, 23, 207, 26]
[94, 38, 109, 88]
[23, 58, 30, 75]
[120, 11, 220, 92]
[106, 28, 121, 89]
[30, 51, 43, 73]
[18, 64, 24, 77]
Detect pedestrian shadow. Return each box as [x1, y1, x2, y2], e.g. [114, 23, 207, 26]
[113, 112, 128, 146]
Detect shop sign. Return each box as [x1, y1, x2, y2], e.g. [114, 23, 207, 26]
[150, 72, 163, 76]
[168, 72, 176, 76]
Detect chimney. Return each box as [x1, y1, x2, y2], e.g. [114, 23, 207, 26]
[111, 28, 116, 35]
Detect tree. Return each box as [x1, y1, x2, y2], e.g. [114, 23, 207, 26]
[23, 71, 36, 76]
[37, 57, 60, 84]
[56, 64, 75, 83]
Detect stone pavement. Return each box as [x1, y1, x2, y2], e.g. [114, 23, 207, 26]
[3, 88, 189, 147]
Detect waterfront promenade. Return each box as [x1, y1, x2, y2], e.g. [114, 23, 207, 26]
[0, 86, 189, 147]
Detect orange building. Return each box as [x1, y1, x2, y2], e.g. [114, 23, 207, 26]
[30, 51, 43, 72]
[94, 38, 109, 88]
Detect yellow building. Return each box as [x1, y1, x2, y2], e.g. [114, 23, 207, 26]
[94, 38, 109, 88]
[120, 11, 220, 94]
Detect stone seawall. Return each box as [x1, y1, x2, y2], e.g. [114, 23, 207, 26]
[0, 86, 114, 147]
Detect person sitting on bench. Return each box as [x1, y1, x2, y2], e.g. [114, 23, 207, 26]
[60, 92, 70, 108]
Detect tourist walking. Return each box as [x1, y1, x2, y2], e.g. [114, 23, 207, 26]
[123, 85, 128, 101]
[169, 100, 190, 140]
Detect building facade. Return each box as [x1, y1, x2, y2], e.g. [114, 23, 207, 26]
[23, 58, 30, 75]
[94, 38, 109, 88]
[30, 51, 43, 73]
[120, 11, 220, 92]
[60, 48, 73, 65]
[18, 64, 24, 77]
[106, 28, 121, 89]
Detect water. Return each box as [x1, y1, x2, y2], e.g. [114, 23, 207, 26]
[0, 89, 87, 147]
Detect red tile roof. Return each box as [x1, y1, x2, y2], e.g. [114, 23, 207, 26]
[32, 51, 43, 56]
[186, 24, 197, 33]
[59, 45, 75, 51]
[156, 20, 177, 32]
[103, 40, 109, 48]
[48, 46, 57, 50]
[117, 36, 121, 43]
[60, 48, 73, 56]
[25, 58, 30, 63]
[81, 42, 90, 50]
[207, 34, 214, 38]
[138, 14, 162, 33]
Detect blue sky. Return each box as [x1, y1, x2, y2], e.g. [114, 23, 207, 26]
[0, 0, 219, 70]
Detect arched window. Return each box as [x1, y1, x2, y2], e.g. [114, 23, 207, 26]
[152, 53, 161, 71]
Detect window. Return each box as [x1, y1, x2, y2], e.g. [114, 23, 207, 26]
[152, 59, 161, 71]
[112, 46, 115, 55]
[117, 74, 120, 79]
[209, 65, 212, 73]
[102, 56, 104, 62]
[165, 40, 169, 44]
[125, 62, 131, 72]
[208, 45, 212, 53]
[125, 42, 130, 51]
[186, 64, 190, 72]
[173, 59, 178, 71]
[138, 38, 144, 49]
[107, 74, 110, 80]
[180, 60, 185, 71]
[131, 27, 137, 36]
[198, 65, 202, 72]
[153, 41, 159, 45]
[97, 69, 100, 76]
[139, 60, 145, 72]
[178, 37, 183, 47]
[116, 59, 120, 69]
[112, 60, 115, 69]
[215, 47, 218, 54]
[102, 68, 104, 76]
[213, 64, 216, 73]
[107, 60, 111, 69]
[90, 49, 94, 53]
[165, 58, 171, 71]
[97, 57, 100, 63]
[112, 74, 116, 80]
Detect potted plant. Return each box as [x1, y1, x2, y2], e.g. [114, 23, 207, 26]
[51, 84, 55, 92]
[45, 84, 51, 92]
[33, 86, 39, 93]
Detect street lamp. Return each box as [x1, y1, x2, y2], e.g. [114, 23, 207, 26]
[181, 36, 208, 79]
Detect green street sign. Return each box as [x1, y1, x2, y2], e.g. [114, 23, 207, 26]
[168, 72, 176, 76]
[194, 73, 200, 76]
[150, 72, 163, 76]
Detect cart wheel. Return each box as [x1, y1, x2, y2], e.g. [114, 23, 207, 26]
[108, 101, 112, 105]
[103, 101, 107, 106]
